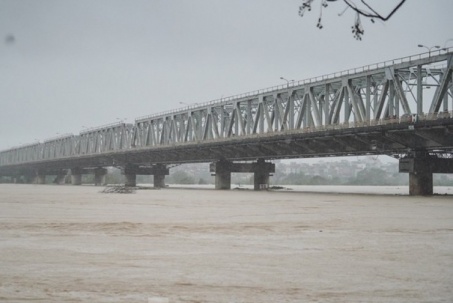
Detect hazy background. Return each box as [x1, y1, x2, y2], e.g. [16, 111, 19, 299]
[0, 0, 452, 151]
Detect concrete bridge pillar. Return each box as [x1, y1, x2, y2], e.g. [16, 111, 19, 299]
[154, 174, 165, 188]
[71, 168, 83, 185]
[24, 174, 34, 184]
[151, 164, 169, 188]
[123, 164, 137, 187]
[34, 174, 46, 184]
[54, 174, 66, 185]
[400, 156, 433, 195]
[71, 174, 82, 185]
[253, 159, 272, 190]
[210, 159, 275, 190]
[409, 170, 433, 196]
[125, 174, 137, 187]
[94, 168, 107, 186]
[123, 163, 169, 188]
[211, 160, 232, 190]
[400, 156, 453, 196]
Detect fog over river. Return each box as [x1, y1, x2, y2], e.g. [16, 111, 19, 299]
[0, 184, 452, 302]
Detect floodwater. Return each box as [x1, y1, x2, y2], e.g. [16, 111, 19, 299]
[171, 184, 453, 195]
[0, 184, 452, 303]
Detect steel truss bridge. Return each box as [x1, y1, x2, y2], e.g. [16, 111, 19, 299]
[1, 50, 453, 195]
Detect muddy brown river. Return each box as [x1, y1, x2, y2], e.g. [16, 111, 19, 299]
[0, 184, 452, 302]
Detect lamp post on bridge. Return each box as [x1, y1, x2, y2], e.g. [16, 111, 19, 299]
[418, 44, 440, 57]
[280, 77, 294, 88]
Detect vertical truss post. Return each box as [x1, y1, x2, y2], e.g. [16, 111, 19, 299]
[443, 85, 449, 112]
[247, 100, 252, 135]
[324, 84, 331, 125]
[344, 85, 350, 123]
[288, 91, 295, 129]
[366, 76, 371, 122]
[319, 94, 325, 126]
[395, 83, 400, 117]
[273, 94, 279, 132]
[417, 65, 423, 115]
[258, 97, 264, 133]
[234, 103, 239, 136]
[304, 93, 311, 128]
[388, 80, 395, 118]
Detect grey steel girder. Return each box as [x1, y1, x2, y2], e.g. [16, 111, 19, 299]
[1, 52, 453, 169]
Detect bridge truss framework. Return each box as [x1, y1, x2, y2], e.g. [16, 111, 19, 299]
[1, 50, 453, 195]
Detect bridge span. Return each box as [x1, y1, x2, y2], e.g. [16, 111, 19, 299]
[1, 50, 453, 195]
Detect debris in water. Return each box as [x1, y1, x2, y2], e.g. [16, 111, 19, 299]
[101, 186, 136, 194]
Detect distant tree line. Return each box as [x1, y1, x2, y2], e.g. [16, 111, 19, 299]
[273, 168, 408, 186]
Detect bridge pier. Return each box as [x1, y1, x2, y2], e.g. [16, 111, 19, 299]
[153, 174, 165, 188]
[153, 164, 169, 188]
[123, 164, 169, 188]
[71, 174, 82, 185]
[210, 159, 275, 190]
[24, 174, 34, 184]
[70, 168, 83, 185]
[34, 174, 46, 185]
[94, 168, 107, 186]
[211, 160, 232, 190]
[409, 170, 433, 196]
[53, 174, 66, 185]
[124, 173, 136, 187]
[28, 170, 70, 185]
[70, 167, 106, 186]
[399, 156, 453, 196]
[254, 159, 272, 190]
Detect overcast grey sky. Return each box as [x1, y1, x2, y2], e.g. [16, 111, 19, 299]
[0, 0, 452, 150]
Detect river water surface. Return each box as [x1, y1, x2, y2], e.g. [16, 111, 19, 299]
[0, 184, 452, 302]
